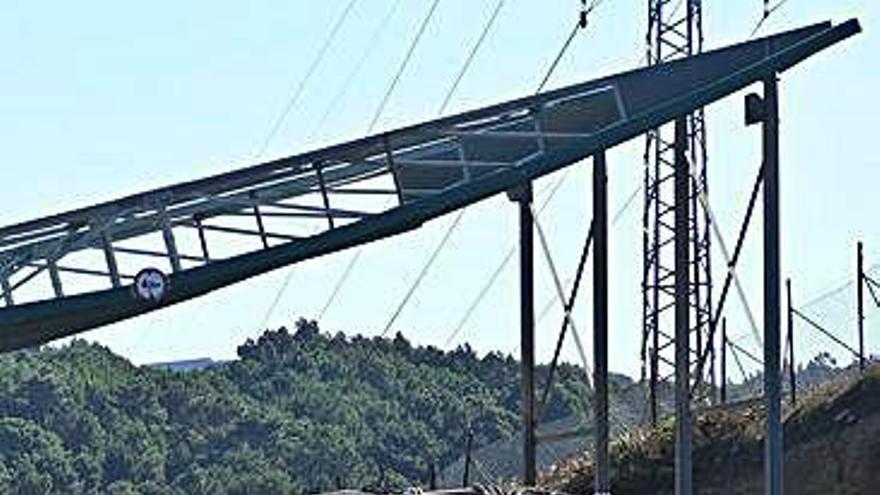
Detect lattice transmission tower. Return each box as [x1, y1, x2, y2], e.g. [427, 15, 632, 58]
[641, 0, 714, 423]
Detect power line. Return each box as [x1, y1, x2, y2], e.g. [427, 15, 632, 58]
[381, 0, 510, 336]
[260, 266, 298, 328]
[317, 0, 446, 321]
[368, 0, 443, 133]
[266, 0, 403, 324]
[437, 0, 507, 116]
[457, 1, 602, 344]
[536, 23, 579, 94]
[381, 211, 464, 337]
[750, 0, 793, 38]
[310, 0, 406, 142]
[257, 0, 360, 158]
[535, 0, 607, 93]
[445, 172, 572, 346]
[327, 0, 608, 328]
[256, 1, 360, 327]
[319, 249, 362, 320]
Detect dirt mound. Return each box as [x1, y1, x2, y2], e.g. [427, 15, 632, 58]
[541, 366, 880, 494]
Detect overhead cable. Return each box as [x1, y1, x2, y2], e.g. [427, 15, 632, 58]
[334, 0, 610, 331]
[381, 0, 511, 335]
[437, 0, 507, 116]
[536, 0, 606, 93]
[381, 211, 464, 337]
[257, 0, 360, 157]
[260, 266, 298, 328]
[750, 0, 793, 38]
[727, 341, 751, 382]
[792, 308, 862, 359]
[256, 1, 359, 326]
[310, 0, 406, 141]
[319, 0, 446, 320]
[536, 24, 579, 94]
[446, 0, 612, 343]
[368, 0, 443, 133]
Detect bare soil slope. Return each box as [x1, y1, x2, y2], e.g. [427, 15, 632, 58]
[542, 366, 880, 494]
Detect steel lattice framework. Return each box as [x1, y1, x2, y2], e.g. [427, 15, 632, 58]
[642, 0, 714, 421]
[0, 20, 863, 494]
[0, 21, 858, 360]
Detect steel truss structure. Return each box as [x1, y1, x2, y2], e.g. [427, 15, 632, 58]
[642, 0, 715, 423]
[0, 21, 857, 350]
[0, 19, 861, 495]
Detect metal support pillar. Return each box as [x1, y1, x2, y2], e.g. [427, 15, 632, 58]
[253, 204, 270, 249]
[101, 232, 121, 288]
[1, 269, 13, 307]
[786, 278, 796, 405]
[513, 183, 536, 486]
[720, 317, 727, 404]
[195, 216, 211, 263]
[674, 116, 692, 495]
[593, 150, 610, 495]
[857, 241, 865, 371]
[48, 258, 64, 298]
[463, 427, 474, 487]
[162, 218, 182, 273]
[762, 75, 783, 495]
[384, 137, 405, 206]
[0, 262, 15, 308]
[650, 306, 659, 425]
[316, 165, 335, 229]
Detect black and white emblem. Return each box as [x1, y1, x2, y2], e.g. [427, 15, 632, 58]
[133, 268, 169, 303]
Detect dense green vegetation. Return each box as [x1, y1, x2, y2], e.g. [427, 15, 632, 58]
[0, 319, 601, 494]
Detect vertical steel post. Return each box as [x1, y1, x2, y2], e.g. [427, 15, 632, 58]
[162, 218, 182, 273]
[48, 258, 64, 298]
[384, 137, 405, 206]
[316, 164, 335, 229]
[195, 215, 211, 263]
[517, 185, 537, 486]
[674, 116, 692, 495]
[857, 241, 865, 371]
[593, 151, 610, 495]
[1, 278, 12, 306]
[463, 427, 474, 487]
[101, 232, 121, 288]
[650, 301, 659, 425]
[720, 317, 727, 404]
[762, 75, 783, 495]
[787, 279, 796, 405]
[1, 262, 14, 306]
[252, 198, 270, 249]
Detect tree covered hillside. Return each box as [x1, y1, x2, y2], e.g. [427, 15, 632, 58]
[0, 319, 596, 494]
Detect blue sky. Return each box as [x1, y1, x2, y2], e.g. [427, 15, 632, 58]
[1, 1, 877, 377]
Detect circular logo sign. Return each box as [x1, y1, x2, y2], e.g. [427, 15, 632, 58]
[133, 268, 169, 303]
